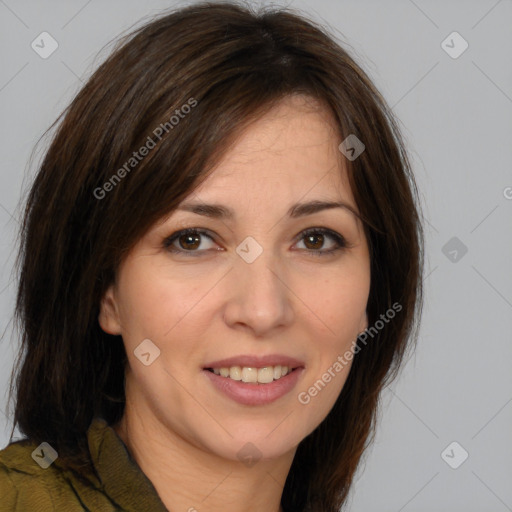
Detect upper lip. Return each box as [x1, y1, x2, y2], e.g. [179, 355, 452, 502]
[203, 354, 305, 369]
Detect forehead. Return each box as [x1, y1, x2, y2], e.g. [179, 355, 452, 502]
[191, 94, 355, 207]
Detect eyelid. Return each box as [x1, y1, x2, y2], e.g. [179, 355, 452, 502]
[163, 228, 218, 255]
[295, 227, 352, 253]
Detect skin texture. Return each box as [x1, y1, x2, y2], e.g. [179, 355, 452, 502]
[99, 94, 371, 512]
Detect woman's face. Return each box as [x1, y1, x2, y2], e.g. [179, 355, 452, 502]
[100, 94, 370, 463]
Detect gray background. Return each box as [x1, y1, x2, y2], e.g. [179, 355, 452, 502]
[1, 0, 511, 510]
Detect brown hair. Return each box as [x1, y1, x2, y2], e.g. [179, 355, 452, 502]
[9, 2, 424, 511]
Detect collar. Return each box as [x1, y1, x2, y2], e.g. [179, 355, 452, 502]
[87, 417, 169, 511]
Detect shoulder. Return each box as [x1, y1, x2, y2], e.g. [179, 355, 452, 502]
[0, 439, 59, 510]
[0, 439, 112, 511]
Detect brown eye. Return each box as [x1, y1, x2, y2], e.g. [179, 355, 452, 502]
[163, 228, 217, 255]
[163, 227, 349, 257]
[296, 228, 348, 255]
[303, 232, 325, 250]
[178, 233, 201, 250]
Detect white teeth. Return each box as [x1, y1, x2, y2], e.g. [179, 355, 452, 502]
[229, 366, 242, 381]
[257, 367, 274, 384]
[210, 365, 294, 383]
[242, 367, 258, 383]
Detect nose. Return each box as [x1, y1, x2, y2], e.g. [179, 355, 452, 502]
[222, 247, 294, 337]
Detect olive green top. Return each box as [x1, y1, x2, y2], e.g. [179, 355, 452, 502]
[0, 418, 169, 511]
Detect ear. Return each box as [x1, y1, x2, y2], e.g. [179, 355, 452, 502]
[98, 284, 122, 335]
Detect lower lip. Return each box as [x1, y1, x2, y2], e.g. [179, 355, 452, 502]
[203, 368, 305, 406]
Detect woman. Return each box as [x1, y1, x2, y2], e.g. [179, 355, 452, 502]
[0, 1, 424, 511]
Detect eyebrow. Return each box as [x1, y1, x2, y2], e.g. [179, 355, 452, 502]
[177, 199, 361, 221]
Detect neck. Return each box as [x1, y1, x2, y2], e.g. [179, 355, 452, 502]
[114, 401, 293, 512]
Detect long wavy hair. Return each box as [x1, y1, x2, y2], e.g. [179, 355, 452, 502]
[8, 2, 424, 511]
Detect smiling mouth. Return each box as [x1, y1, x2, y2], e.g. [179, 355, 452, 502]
[205, 365, 298, 384]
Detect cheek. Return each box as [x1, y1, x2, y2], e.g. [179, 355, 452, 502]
[310, 268, 370, 341]
[116, 261, 205, 343]
[297, 263, 368, 410]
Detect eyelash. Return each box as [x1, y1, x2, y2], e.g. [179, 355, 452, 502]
[163, 227, 350, 257]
